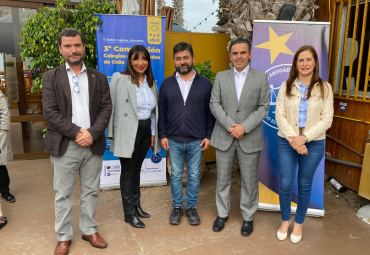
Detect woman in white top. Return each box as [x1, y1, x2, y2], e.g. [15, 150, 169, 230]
[107, 45, 161, 228]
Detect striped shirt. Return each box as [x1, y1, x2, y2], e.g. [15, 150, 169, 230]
[136, 75, 156, 135]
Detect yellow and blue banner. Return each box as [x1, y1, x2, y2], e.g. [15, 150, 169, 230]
[252, 20, 330, 217]
[95, 14, 167, 189]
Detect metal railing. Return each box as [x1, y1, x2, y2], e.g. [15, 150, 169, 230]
[331, 0, 370, 102]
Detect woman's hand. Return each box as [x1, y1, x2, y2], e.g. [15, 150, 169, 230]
[288, 135, 306, 150]
[296, 145, 308, 155]
[151, 135, 155, 149]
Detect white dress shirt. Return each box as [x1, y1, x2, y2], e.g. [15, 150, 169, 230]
[66, 62, 90, 129]
[176, 70, 196, 103]
[234, 65, 249, 101]
[137, 75, 156, 135]
[229, 65, 250, 133]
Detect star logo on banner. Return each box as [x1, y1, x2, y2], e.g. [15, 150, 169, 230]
[255, 26, 294, 64]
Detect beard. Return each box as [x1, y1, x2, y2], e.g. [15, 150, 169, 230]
[65, 53, 84, 65]
[175, 63, 193, 75]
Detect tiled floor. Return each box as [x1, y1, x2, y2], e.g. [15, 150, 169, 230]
[0, 158, 369, 255]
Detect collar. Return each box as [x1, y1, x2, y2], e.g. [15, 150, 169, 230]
[234, 65, 249, 75]
[139, 74, 147, 86]
[176, 69, 196, 81]
[297, 79, 310, 88]
[65, 62, 86, 74]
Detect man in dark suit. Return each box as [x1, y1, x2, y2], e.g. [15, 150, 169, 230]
[42, 28, 112, 255]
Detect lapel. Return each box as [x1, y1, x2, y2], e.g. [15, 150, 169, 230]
[59, 64, 72, 107]
[127, 76, 138, 117]
[226, 69, 238, 105]
[238, 67, 256, 107]
[87, 67, 96, 111]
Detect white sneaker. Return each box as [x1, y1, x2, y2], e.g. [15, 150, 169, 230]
[290, 233, 302, 243]
[277, 230, 287, 241]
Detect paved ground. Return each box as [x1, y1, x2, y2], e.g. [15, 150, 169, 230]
[0, 158, 369, 255]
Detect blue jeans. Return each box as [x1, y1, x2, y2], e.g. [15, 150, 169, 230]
[277, 136, 324, 224]
[168, 139, 203, 209]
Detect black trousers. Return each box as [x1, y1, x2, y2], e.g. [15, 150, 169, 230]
[119, 119, 151, 216]
[0, 165, 10, 193]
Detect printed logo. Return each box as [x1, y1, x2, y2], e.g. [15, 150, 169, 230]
[151, 153, 162, 164]
[150, 24, 159, 32]
[147, 17, 162, 45]
[103, 37, 107, 42]
[263, 64, 291, 130]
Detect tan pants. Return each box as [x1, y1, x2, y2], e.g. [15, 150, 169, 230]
[50, 141, 103, 241]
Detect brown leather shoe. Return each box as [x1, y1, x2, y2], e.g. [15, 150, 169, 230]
[82, 232, 107, 248]
[54, 240, 71, 255]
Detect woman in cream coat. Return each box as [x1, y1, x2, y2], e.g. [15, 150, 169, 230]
[107, 45, 161, 228]
[0, 90, 13, 229]
[275, 45, 333, 243]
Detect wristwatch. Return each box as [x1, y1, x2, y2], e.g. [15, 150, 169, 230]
[303, 134, 308, 143]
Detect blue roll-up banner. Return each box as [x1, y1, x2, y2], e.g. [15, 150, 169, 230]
[95, 14, 167, 190]
[252, 21, 330, 217]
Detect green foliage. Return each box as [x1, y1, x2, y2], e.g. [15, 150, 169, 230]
[20, 0, 116, 92]
[194, 60, 216, 84]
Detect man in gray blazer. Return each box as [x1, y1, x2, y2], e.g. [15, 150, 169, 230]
[43, 28, 112, 255]
[210, 38, 269, 236]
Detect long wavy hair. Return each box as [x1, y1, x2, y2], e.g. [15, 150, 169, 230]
[121, 45, 154, 88]
[286, 45, 326, 99]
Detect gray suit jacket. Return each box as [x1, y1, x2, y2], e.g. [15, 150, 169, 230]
[210, 67, 270, 153]
[43, 64, 112, 156]
[106, 72, 161, 158]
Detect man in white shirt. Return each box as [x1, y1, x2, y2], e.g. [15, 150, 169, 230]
[210, 38, 270, 236]
[42, 28, 112, 255]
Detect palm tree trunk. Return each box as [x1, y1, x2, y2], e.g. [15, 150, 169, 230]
[172, 0, 184, 27]
[218, 0, 318, 46]
[156, 0, 166, 16]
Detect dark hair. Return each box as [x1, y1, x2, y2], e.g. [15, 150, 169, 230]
[58, 28, 84, 46]
[121, 45, 154, 88]
[229, 38, 251, 53]
[173, 42, 194, 58]
[286, 45, 327, 99]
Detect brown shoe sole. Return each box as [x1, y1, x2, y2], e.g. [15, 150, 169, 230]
[82, 236, 108, 249]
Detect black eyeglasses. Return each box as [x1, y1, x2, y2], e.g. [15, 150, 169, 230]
[72, 76, 79, 93]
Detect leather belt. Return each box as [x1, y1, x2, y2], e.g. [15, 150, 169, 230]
[299, 127, 305, 133]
